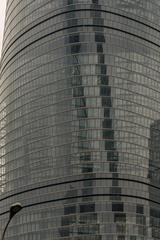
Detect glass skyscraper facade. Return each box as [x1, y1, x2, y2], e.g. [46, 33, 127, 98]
[0, 0, 160, 239]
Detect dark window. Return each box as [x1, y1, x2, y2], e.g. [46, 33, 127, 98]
[118, 236, 125, 240]
[107, 151, 118, 161]
[95, 34, 105, 42]
[110, 162, 118, 172]
[80, 154, 91, 161]
[61, 215, 76, 226]
[136, 205, 144, 214]
[77, 109, 88, 118]
[79, 119, 86, 129]
[112, 203, 124, 212]
[101, 75, 109, 85]
[75, 98, 86, 107]
[100, 86, 111, 96]
[150, 208, 160, 218]
[101, 65, 106, 74]
[93, 18, 104, 25]
[80, 203, 95, 213]
[71, 76, 82, 86]
[59, 228, 70, 237]
[104, 108, 110, 117]
[105, 141, 114, 150]
[64, 205, 76, 215]
[73, 87, 84, 97]
[130, 237, 136, 240]
[71, 44, 81, 53]
[83, 180, 93, 188]
[67, 0, 73, 4]
[103, 119, 112, 128]
[103, 130, 114, 139]
[72, 55, 79, 64]
[79, 213, 97, 223]
[112, 173, 119, 178]
[91, 10, 101, 18]
[112, 179, 119, 186]
[114, 213, 126, 222]
[102, 97, 112, 107]
[82, 188, 93, 195]
[69, 35, 79, 43]
[66, 11, 75, 18]
[92, 2, 101, 9]
[67, 19, 78, 26]
[98, 54, 105, 63]
[72, 65, 81, 75]
[110, 187, 121, 195]
[82, 163, 93, 173]
[97, 44, 103, 53]
[92, 0, 98, 4]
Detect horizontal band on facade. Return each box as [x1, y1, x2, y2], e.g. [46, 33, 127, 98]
[0, 177, 159, 206]
[0, 192, 160, 217]
[2, 7, 159, 60]
[1, 23, 160, 75]
[1, 7, 160, 72]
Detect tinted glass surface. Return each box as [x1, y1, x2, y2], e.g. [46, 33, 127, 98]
[0, 0, 160, 239]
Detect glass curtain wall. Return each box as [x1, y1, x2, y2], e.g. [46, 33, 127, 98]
[0, 0, 160, 239]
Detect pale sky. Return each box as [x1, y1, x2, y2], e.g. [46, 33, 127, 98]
[0, 0, 7, 54]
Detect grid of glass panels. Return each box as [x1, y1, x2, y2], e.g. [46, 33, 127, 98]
[0, 0, 160, 239]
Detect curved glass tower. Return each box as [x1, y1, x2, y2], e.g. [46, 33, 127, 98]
[0, 0, 160, 239]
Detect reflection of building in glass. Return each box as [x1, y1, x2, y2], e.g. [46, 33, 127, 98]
[0, 0, 160, 239]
